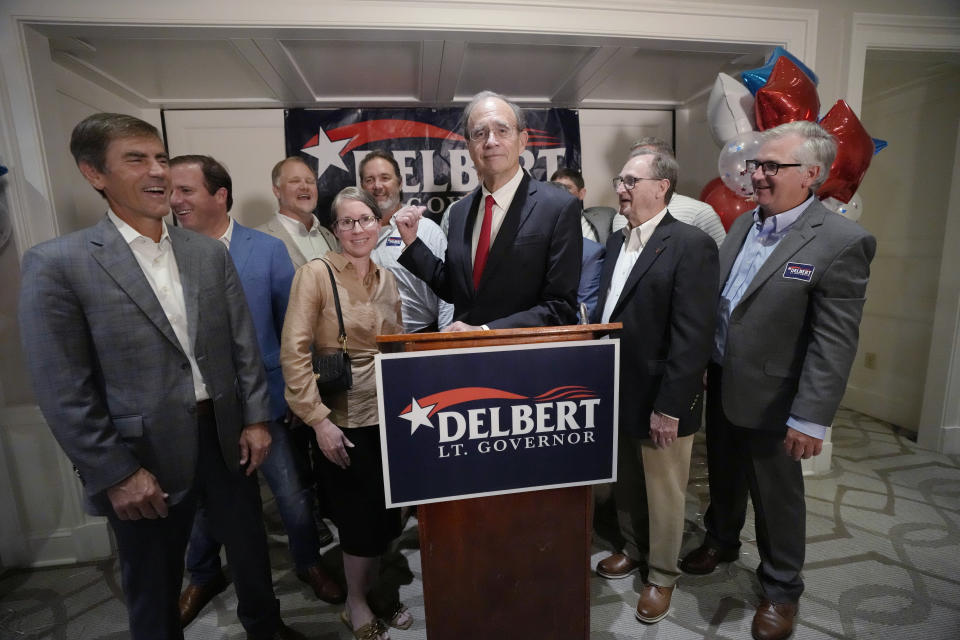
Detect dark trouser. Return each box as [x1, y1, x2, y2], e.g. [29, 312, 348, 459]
[187, 417, 321, 581]
[703, 363, 806, 604]
[110, 409, 281, 639]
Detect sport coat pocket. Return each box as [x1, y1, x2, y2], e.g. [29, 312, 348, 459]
[763, 361, 795, 378]
[112, 415, 144, 438]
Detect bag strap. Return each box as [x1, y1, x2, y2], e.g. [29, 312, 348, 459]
[318, 259, 348, 352]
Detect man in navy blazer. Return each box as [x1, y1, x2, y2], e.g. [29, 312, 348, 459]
[395, 91, 581, 330]
[18, 114, 303, 639]
[680, 121, 876, 640]
[593, 150, 718, 624]
[170, 155, 344, 624]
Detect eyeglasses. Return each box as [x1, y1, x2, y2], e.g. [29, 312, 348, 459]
[335, 215, 378, 231]
[612, 175, 662, 190]
[468, 124, 519, 143]
[745, 160, 803, 176]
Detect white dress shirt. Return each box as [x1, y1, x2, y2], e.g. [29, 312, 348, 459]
[470, 166, 525, 265]
[277, 213, 333, 261]
[216, 217, 235, 249]
[108, 210, 209, 401]
[600, 207, 669, 324]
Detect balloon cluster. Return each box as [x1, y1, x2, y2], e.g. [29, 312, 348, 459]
[703, 46, 881, 227]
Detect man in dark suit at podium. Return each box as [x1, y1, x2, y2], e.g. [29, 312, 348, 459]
[394, 90, 582, 330]
[593, 149, 718, 625]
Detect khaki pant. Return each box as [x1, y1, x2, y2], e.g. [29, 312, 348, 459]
[613, 431, 694, 587]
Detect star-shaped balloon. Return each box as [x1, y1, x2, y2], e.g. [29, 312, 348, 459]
[754, 56, 820, 130]
[818, 100, 875, 204]
[741, 46, 818, 95]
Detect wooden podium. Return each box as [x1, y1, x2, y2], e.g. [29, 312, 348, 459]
[377, 324, 619, 640]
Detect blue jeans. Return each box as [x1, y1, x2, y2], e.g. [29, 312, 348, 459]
[187, 418, 321, 583]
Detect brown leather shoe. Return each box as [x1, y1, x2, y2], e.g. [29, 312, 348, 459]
[296, 564, 346, 604]
[679, 544, 739, 575]
[596, 552, 642, 579]
[634, 583, 674, 623]
[179, 572, 229, 627]
[751, 600, 798, 640]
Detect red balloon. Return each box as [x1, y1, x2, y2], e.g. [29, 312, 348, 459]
[818, 100, 874, 203]
[700, 177, 755, 231]
[754, 57, 820, 130]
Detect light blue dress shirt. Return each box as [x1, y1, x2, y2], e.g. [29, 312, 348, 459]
[713, 195, 827, 440]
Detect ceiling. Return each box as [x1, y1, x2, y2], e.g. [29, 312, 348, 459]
[36, 24, 773, 110]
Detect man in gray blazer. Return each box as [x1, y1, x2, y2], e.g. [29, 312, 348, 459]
[680, 121, 876, 640]
[18, 114, 303, 640]
[257, 156, 339, 268]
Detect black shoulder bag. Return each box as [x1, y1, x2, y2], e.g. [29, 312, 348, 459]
[311, 259, 353, 394]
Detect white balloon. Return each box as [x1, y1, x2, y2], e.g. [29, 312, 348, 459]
[717, 131, 764, 198]
[707, 73, 757, 148]
[821, 193, 863, 222]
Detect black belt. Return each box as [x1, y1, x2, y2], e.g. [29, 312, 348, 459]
[196, 399, 214, 417]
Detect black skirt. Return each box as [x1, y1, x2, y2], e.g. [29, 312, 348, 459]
[318, 424, 401, 557]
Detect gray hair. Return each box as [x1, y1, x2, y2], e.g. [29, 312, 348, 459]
[629, 149, 678, 204]
[760, 121, 837, 191]
[462, 90, 527, 136]
[629, 136, 675, 158]
[330, 186, 381, 226]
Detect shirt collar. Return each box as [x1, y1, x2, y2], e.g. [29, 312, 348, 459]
[217, 217, 235, 248]
[481, 166, 525, 210]
[754, 193, 815, 235]
[326, 248, 382, 278]
[107, 209, 170, 245]
[622, 206, 668, 251]
[277, 212, 318, 235]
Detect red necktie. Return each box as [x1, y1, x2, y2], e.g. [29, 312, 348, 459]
[473, 195, 495, 289]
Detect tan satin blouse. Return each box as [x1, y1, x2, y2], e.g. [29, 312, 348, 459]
[281, 251, 402, 428]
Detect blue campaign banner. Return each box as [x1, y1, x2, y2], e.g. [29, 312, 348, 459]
[284, 107, 581, 223]
[376, 340, 618, 507]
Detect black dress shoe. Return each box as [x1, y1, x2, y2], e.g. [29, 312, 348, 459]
[296, 564, 346, 603]
[679, 544, 739, 575]
[179, 572, 229, 627]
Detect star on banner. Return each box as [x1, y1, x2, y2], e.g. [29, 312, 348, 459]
[399, 397, 436, 435]
[301, 127, 351, 176]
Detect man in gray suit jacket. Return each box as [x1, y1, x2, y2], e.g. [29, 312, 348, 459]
[680, 121, 876, 640]
[18, 114, 303, 640]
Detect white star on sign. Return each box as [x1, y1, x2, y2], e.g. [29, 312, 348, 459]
[399, 397, 437, 435]
[301, 127, 351, 176]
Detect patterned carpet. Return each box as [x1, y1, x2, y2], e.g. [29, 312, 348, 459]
[1, 408, 959, 639]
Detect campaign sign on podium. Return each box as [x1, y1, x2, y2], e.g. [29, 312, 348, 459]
[375, 339, 618, 507]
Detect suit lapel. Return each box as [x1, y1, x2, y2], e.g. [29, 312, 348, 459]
[610, 214, 673, 319]
[89, 218, 183, 352]
[478, 172, 533, 289]
[719, 211, 754, 287]
[457, 189, 483, 295]
[168, 228, 202, 348]
[736, 202, 824, 307]
[595, 230, 624, 316]
[230, 223, 253, 278]
[270, 219, 306, 267]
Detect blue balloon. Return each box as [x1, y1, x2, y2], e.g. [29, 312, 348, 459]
[0, 164, 7, 177]
[872, 138, 888, 155]
[741, 46, 819, 95]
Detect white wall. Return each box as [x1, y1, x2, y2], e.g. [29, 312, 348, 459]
[843, 68, 960, 430]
